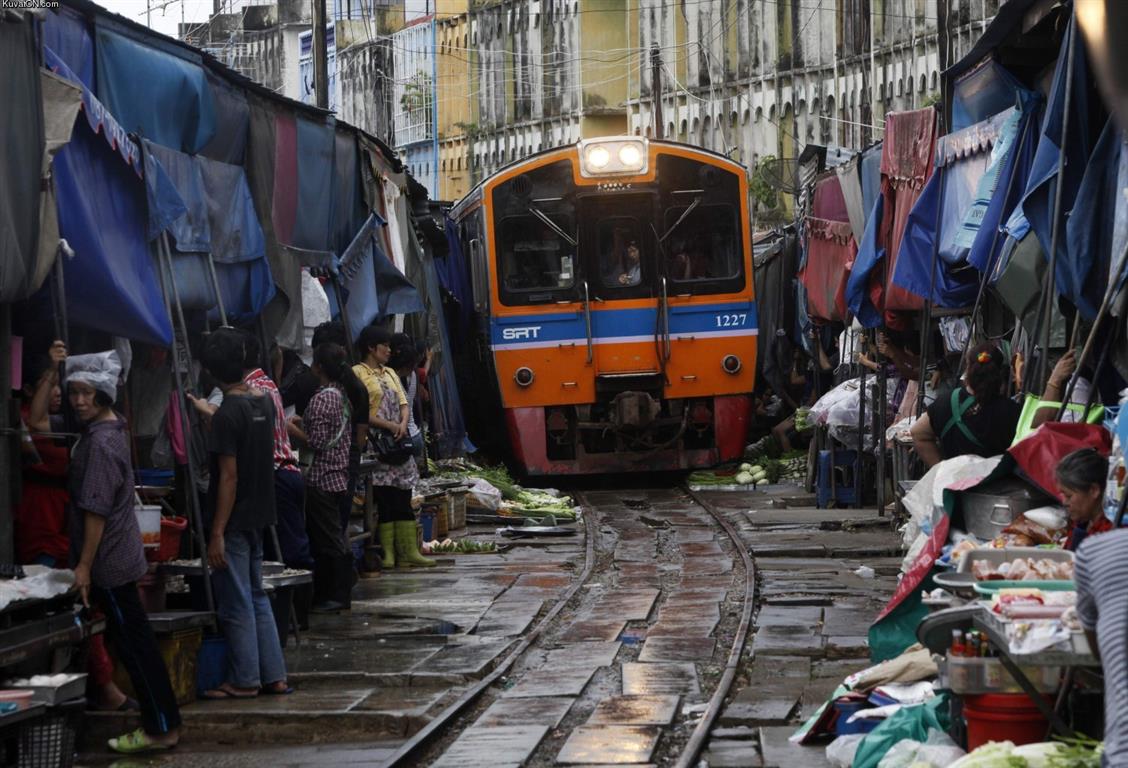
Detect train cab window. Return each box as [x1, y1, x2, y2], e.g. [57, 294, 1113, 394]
[597, 218, 644, 289]
[663, 203, 742, 292]
[498, 214, 576, 294]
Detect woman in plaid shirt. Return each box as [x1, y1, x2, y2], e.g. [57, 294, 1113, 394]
[290, 343, 356, 612]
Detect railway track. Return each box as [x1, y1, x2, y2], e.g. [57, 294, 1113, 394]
[385, 485, 756, 767]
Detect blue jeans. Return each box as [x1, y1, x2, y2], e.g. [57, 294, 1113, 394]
[210, 529, 287, 689]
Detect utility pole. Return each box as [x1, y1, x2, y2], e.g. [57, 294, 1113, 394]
[651, 45, 663, 139]
[313, 0, 330, 109]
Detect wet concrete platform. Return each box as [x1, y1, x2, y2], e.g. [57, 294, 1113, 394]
[83, 526, 584, 759]
[695, 486, 902, 768]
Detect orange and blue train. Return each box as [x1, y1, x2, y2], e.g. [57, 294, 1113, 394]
[449, 136, 757, 475]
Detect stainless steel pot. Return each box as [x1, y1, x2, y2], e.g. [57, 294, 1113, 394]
[958, 476, 1052, 541]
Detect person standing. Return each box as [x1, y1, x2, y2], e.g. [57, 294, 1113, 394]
[29, 343, 180, 754]
[189, 333, 313, 574]
[353, 326, 433, 569]
[199, 329, 290, 699]
[1074, 527, 1128, 767]
[289, 343, 356, 612]
[390, 334, 424, 461]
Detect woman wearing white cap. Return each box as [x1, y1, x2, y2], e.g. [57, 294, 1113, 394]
[29, 341, 181, 754]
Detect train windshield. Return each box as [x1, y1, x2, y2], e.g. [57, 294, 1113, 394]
[494, 161, 578, 305]
[663, 204, 740, 284]
[497, 214, 576, 293]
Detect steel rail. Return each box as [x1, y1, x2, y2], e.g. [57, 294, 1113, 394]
[382, 498, 597, 767]
[678, 487, 757, 768]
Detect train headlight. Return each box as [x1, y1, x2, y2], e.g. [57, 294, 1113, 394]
[722, 355, 742, 374]
[586, 146, 610, 170]
[618, 144, 642, 167]
[578, 137, 649, 178]
[514, 367, 535, 387]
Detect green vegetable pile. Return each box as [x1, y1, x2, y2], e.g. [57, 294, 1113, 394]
[427, 539, 497, 554]
[429, 459, 578, 520]
[948, 738, 1102, 768]
[687, 450, 807, 487]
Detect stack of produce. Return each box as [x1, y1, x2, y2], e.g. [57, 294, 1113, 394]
[429, 460, 579, 521]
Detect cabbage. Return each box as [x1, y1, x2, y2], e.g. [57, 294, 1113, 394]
[735, 472, 754, 485]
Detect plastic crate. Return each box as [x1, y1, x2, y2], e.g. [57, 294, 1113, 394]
[112, 628, 201, 706]
[945, 656, 1061, 695]
[18, 700, 83, 768]
[196, 635, 229, 697]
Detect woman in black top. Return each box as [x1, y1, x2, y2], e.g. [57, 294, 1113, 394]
[911, 342, 1075, 467]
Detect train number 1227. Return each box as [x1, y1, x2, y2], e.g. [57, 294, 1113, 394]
[715, 313, 748, 328]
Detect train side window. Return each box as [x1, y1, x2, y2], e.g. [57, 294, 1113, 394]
[497, 214, 576, 295]
[597, 218, 643, 289]
[664, 204, 741, 289]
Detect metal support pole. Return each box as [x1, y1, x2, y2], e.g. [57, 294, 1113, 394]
[917, 165, 947, 417]
[0, 305, 13, 564]
[651, 46, 663, 140]
[157, 234, 215, 613]
[855, 328, 866, 508]
[1057, 241, 1128, 419]
[205, 254, 229, 327]
[1036, 17, 1078, 392]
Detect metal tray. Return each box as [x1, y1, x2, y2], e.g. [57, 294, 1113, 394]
[5, 674, 86, 706]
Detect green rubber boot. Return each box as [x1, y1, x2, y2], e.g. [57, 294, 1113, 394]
[394, 520, 435, 568]
[378, 522, 396, 570]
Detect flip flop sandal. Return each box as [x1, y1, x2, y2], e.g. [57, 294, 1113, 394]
[107, 728, 175, 755]
[260, 683, 294, 696]
[202, 685, 259, 700]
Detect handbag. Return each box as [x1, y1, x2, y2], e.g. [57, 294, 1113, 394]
[371, 428, 414, 466]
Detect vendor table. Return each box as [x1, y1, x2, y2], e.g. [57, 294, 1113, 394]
[0, 608, 103, 670]
[920, 603, 1099, 740]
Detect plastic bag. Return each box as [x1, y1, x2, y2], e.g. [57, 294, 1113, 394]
[468, 478, 502, 511]
[877, 729, 965, 768]
[826, 734, 866, 768]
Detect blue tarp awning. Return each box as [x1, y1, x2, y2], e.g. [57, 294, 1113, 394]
[1064, 119, 1128, 319]
[94, 21, 216, 154]
[1005, 15, 1094, 288]
[142, 140, 274, 321]
[951, 57, 1026, 133]
[332, 213, 425, 338]
[54, 119, 173, 345]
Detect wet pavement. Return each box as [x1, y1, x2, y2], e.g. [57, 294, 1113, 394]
[81, 484, 901, 767]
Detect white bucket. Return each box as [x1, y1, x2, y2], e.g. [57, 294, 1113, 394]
[136, 504, 161, 549]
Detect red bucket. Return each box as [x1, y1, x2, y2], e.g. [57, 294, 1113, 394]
[148, 516, 188, 563]
[963, 693, 1050, 750]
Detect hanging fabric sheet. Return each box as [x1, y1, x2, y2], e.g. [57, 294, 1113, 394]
[142, 140, 273, 320]
[0, 14, 45, 303]
[438, 217, 473, 349]
[799, 174, 856, 324]
[950, 56, 1027, 133]
[877, 109, 937, 315]
[1064, 120, 1128, 320]
[846, 195, 885, 328]
[892, 108, 1017, 307]
[754, 231, 799, 396]
[94, 21, 216, 153]
[199, 70, 249, 165]
[836, 157, 867, 243]
[417, 242, 467, 458]
[1006, 15, 1095, 285]
[336, 213, 425, 338]
[34, 70, 84, 296]
[330, 129, 367, 256]
[39, 6, 94, 90]
[859, 143, 883, 231]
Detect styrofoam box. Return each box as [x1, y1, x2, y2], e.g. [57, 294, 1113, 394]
[957, 547, 1074, 575]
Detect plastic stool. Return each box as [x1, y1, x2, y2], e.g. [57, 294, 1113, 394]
[817, 449, 859, 508]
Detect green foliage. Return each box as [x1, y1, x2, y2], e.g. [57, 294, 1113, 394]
[750, 155, 779, 211]
[400, 73, 433, 117]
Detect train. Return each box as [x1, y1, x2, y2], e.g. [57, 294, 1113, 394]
[448, 136, 757, 475]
